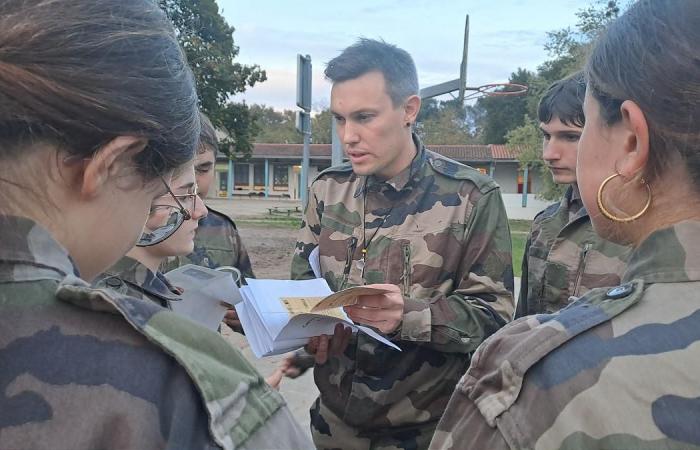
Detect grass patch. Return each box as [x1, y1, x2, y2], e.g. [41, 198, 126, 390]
[509, 219, 531, 278]
[511, 232, 527, 278]
[237, 217, 302, 228]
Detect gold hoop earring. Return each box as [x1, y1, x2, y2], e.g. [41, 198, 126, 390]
[597, 173, 652, 222]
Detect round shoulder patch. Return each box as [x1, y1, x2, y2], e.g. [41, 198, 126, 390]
[606, 283, 634, 299]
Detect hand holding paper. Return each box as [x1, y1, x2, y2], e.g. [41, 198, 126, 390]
[344, 283, 404, 334]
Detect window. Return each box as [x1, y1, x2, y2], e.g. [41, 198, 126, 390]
[234, 163, 249, 187]
[273, 165, 289, 189]
[253, 163, 265, 187]
[218, 172, 228, 192]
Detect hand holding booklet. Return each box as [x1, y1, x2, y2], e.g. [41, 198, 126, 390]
[236, 278, 402, 357]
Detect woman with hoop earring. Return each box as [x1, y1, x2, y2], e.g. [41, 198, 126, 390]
[431, 1, 700, 448]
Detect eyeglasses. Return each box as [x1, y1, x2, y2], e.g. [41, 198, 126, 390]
[136, 177, 198, 247]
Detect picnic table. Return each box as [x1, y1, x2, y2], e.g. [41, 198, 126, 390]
[267, 206, 301, 216]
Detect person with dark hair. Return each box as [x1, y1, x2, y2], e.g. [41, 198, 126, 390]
[0, 1, 311, 448]
[162, 113, 255, 332]
[291, 38, 514, 449]
[432, 1, 700, 448]
[515, 72, 630, 318]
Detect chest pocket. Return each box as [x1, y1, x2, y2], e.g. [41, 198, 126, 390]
[381, 222, 465, 297]
[319, 213, 360, 291]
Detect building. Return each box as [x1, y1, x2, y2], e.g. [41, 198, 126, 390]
[211, 143, 542, 199]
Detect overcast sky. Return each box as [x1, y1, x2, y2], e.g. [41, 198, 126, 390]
[218, 0, 591, 111]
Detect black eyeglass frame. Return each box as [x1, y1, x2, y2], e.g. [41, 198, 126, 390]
[135, 176, 193, 247]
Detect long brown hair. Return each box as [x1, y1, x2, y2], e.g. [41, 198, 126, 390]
[585, 0, 700, 184]
[0, 0, 199, 177]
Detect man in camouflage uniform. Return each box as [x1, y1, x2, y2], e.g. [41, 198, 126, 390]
[431, 221, 700, 449]
[515, 72, 630, 318]
[0, 216, 312, 449]
[291, 39, 514, 450]
[163, 113, 254, 281]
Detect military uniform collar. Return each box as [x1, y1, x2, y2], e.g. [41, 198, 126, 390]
[103, 256, 181, 302]
[560, 184, 586, 222]
[623, 220, 700, 284]
[353, 133, 427, 198]
[0, 215, 80, 282]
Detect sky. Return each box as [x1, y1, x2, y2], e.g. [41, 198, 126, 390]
[219, 0, 591, 111]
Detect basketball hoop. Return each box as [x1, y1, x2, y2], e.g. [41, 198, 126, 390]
[463, 83, 528, 101]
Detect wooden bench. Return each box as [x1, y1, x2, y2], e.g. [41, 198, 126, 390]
[267, 206, 301, 216]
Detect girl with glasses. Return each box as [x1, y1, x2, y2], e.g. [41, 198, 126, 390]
[0, 1, 311, 448]
[94, 164, 208, 308]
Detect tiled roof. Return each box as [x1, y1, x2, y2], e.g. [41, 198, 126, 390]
[491, 144, 524, 160]
[426, 145, 491, 162]
[245, 143, 523, 163]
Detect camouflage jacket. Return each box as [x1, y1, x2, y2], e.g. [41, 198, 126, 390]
[0, 216, 312, 450]
[291, 137, 514, 432]
[432, 220, 700, 450]
[94, 255, 181, 309]
[516, 185, 630, 318]
[162, 206, 255, 281]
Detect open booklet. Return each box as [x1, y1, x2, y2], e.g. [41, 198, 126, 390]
[236, 278, 402, 358]
[165, 264, 242, 330]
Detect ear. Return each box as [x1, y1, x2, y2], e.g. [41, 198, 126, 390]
[81, 136, 148, 198]
[403, 95, 421, 124]
[616, 100, 650, 180]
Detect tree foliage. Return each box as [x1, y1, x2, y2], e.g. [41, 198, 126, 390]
[249, 105, 301, 144]
[415, 98, 480, 145]
[158, 0, 266, 158]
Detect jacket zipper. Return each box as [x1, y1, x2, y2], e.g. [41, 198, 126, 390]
[402, 243, 411, 296]
[340, 236, 358, 290]
[573, 243, 592, 296]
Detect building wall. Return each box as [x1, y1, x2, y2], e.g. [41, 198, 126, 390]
[209, 158, 545, 198]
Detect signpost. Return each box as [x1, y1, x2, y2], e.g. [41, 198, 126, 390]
[296, 54, 312, 207]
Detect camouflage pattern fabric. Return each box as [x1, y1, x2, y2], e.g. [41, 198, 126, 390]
[431, 220, 700, 450]
[516, 185, 630, 318]
[94, 255, 181, 308]
[0, 215, 312, 450]
[292, 135, 514, 449]
[162, 206, 255, 281]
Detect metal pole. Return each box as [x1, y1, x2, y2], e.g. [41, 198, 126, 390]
[264, 159, 269, 198]
[301, 120, 311, 208]
[521, 164, 529, 207]
[227, 159, 234, 198]
[331, 117, 343, 166]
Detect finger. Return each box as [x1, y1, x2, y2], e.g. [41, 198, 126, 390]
[315, 335, 330, 365]
[284, 367, 302, 379]
[306, 337, 319, 355]
[354, 295, 386, 308]
[265, 369, 284, 390]
[362, 283, 401, 293]
[338, 326, 352, 353]
[329, 324, 345, 356]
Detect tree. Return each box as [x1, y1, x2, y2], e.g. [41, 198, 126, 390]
[158, 0, 266, 157]
[539, 0, 627, 84]
[476, 68, 538, 144]
[250, 105, 301, 144]
[414, 98, 480, 145]
[312, 109, 333, 144]
[507, 119, 565, 201]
